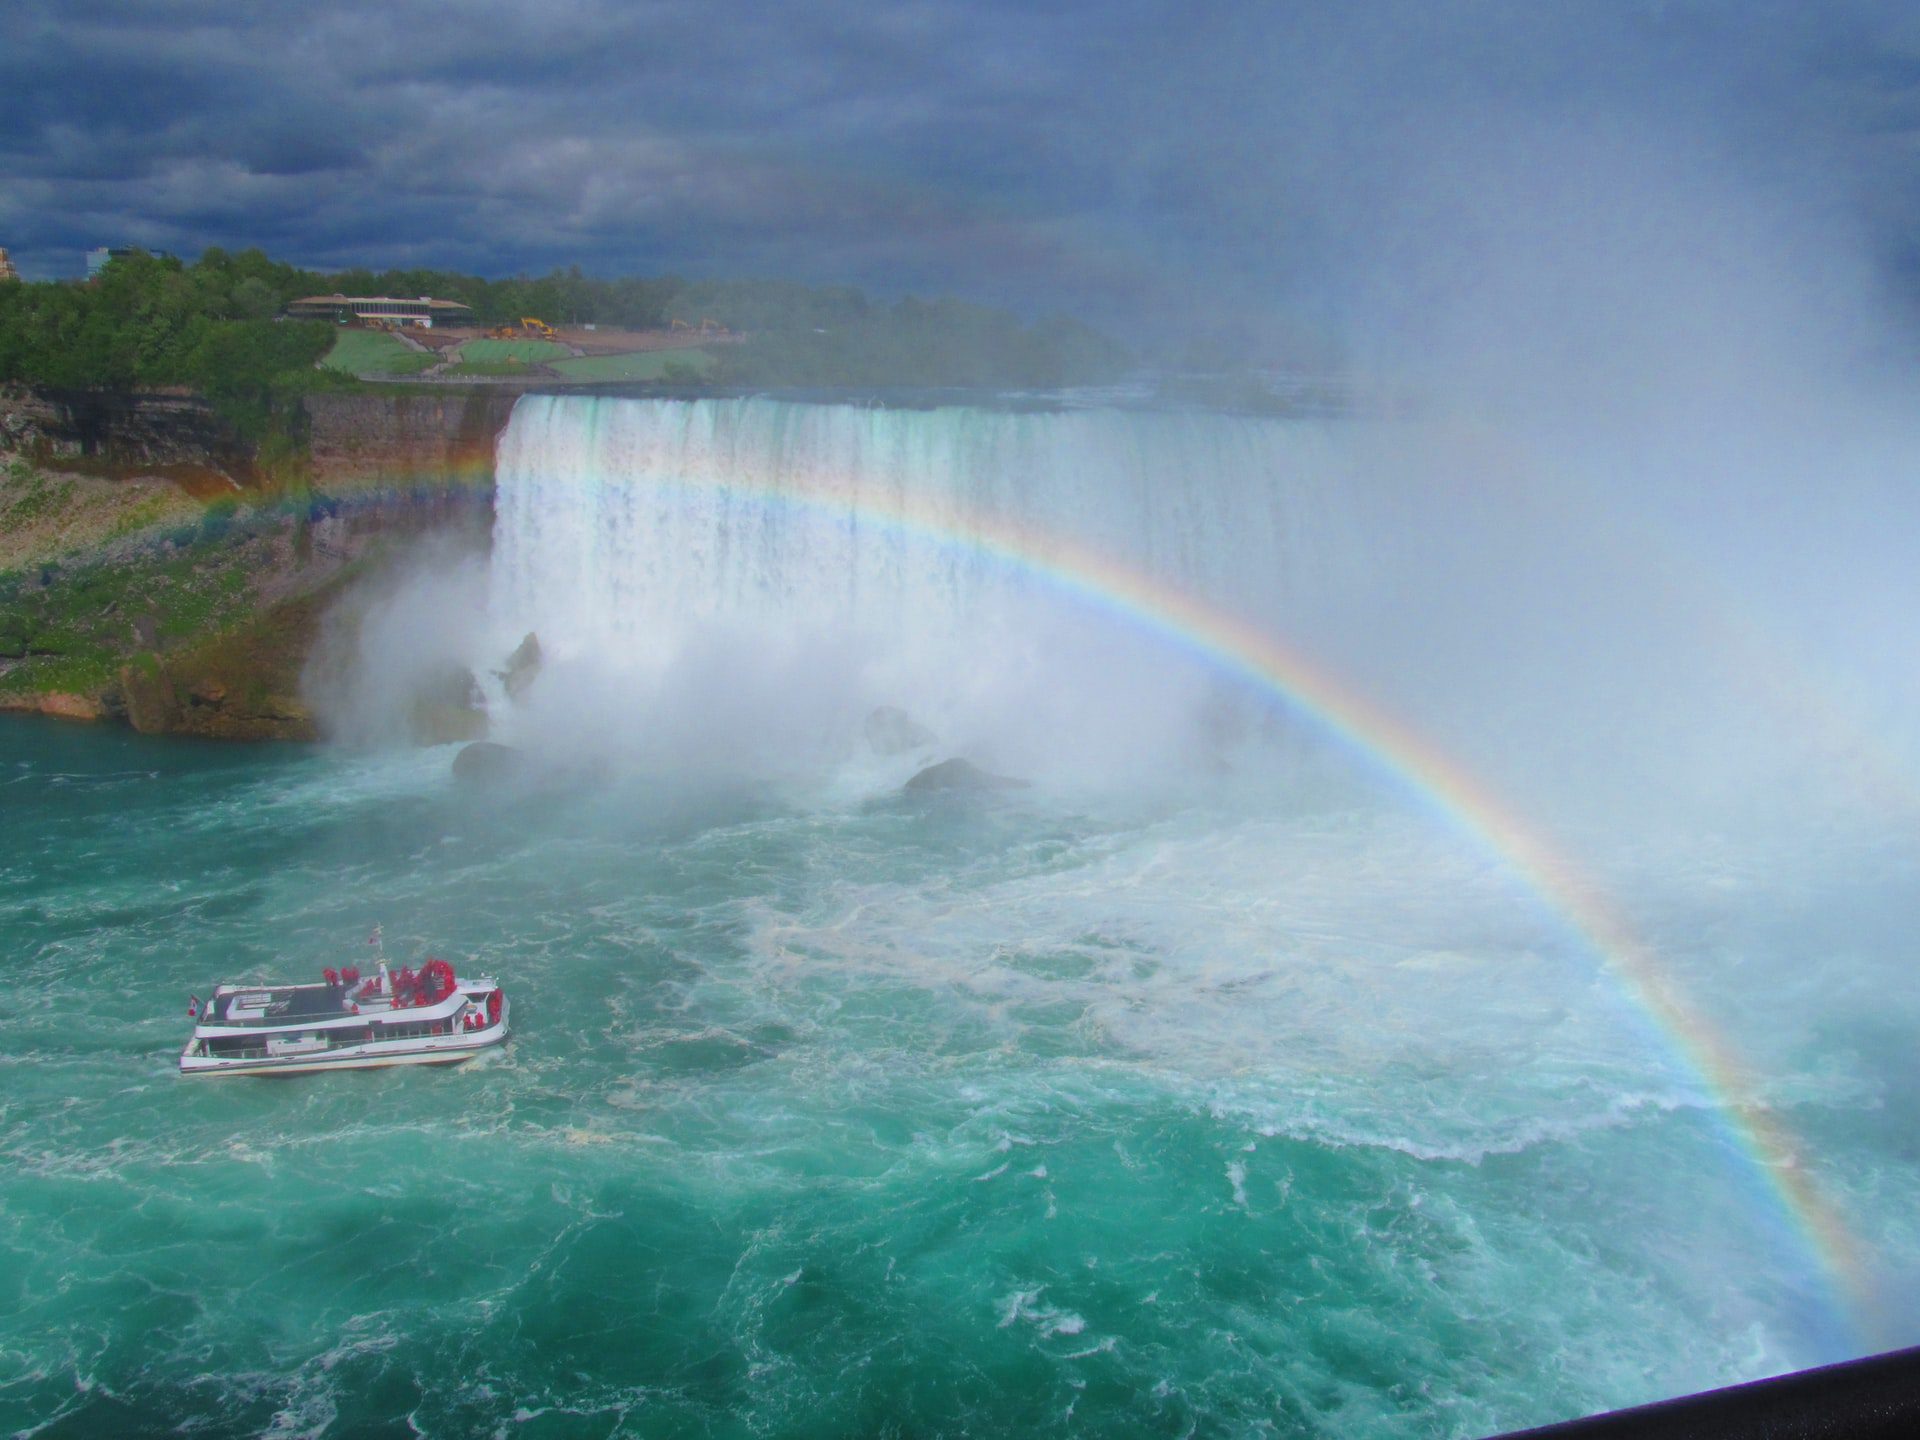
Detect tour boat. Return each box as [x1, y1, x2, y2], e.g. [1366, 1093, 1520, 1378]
[179, 958, 509, 1076]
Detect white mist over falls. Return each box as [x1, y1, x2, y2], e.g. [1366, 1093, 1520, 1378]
[466, 392, 1920, 828]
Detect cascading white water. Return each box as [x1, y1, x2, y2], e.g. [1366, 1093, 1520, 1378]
[487, 395, 1366, 776]
[491, 395, 1362, 646]
[482, 392, 1915, 819]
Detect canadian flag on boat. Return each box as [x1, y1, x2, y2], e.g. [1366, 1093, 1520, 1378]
[188, 995, 200, 1018]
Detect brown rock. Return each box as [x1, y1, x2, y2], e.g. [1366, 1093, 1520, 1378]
[498, 632, 542, 701]
[452, 741, 529, 784]
[119, 656, 180, 733]
[902, 757, 1030, 794]
[866, 705, 935, 756]
[408, 662, 487, 743]
[33, 692, 106, 721]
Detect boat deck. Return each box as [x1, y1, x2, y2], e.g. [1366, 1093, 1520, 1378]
[263, 988, 351, 1020]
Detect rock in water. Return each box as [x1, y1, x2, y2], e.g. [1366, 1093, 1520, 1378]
[118, 656, 179, 734]
[452, 741, 529, 785]
[902, 757, 1030, 794]
[497, 632, 543, 702]
[865, 705, 935, 756]
[409, 663, 487, 744]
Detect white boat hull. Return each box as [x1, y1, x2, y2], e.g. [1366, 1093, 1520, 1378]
[179, 1037, 502, 1077]
[180, 990, 510, 1077]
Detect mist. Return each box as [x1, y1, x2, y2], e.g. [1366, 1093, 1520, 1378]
[305, 3, 1920, 845]
[303, 537, 495, 750]
[1325, 105, 1920, 836]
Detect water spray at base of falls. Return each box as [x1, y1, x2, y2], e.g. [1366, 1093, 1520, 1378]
[484, 396, 1361, 784]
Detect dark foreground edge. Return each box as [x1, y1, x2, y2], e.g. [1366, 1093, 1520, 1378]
[1485, 1345, 1920, 1440]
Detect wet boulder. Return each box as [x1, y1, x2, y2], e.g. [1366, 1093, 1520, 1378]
[865, 704, 935, 756]
[497, 631, 543, 702]
[452, 740, 529, 785]
[902, 757, 1029, 794]
[409, 662, 487, 744]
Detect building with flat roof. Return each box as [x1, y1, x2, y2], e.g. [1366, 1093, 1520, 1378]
[86, 247, 138, 278]
[285, 294, 473, 328]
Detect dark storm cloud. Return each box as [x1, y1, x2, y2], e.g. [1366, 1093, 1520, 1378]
[6, 1, 1920, 338]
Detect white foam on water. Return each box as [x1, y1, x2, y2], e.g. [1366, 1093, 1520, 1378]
[11, 387, 1920, 1431]
[1226, 1160, 1250, 1210]
[997, 1286, 1089, 1340]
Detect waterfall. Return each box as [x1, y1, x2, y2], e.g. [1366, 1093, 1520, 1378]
[487, 395, 1361, 774]
[491, 395, 1360, 647]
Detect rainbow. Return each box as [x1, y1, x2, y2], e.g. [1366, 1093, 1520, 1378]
[489, 394, 1876, 1348]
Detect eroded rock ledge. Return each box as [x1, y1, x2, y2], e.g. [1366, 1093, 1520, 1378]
[1, 386, 515, 739]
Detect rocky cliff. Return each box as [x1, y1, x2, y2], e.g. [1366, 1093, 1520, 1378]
[303, 390, 519, 489]
[0, 385, 514, 739]
[3, 387, 257, 492]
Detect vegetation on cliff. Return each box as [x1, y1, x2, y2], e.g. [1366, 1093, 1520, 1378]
[0, 455, 202, 574]
[0, 250, 340, 447]
[0, 439, 484, 738]
[0, 450, 334, 735]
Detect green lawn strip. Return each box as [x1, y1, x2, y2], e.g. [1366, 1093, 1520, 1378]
[456, 338, 573, 364]
[547, 348, 716, 381]
[320, 329, 439, 375]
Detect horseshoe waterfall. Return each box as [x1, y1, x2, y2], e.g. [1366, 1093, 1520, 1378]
[3, 394, 1916, 1438]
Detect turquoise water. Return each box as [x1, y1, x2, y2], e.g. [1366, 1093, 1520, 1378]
[3, 715, 1917, 1438]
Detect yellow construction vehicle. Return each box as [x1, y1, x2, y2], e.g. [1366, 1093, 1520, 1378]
[486, 318, 558, 339]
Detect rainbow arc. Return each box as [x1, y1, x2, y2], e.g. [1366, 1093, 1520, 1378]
[494, 394, 1875, 1348]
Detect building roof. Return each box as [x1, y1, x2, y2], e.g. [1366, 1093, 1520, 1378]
[288, 294, 472, 310]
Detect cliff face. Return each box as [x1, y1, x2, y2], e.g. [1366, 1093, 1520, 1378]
[304, 390, 519, 489]
[0, 386, 515, 739]
[2, 387, 257, 491]
[0, 384, 522, 493]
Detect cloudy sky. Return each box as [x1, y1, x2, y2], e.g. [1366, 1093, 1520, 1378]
[6, 1, 1920, 341]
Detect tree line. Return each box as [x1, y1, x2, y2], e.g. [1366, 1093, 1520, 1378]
[0, 250, 337, 444]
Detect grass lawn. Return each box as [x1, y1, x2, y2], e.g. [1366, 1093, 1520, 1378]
[457, 338, 574, 364]
[547, 348, 717, 381]
[319, 328, 439, 376]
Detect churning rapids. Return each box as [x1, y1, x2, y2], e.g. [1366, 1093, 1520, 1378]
[4, 396, 1918, 1438]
